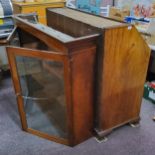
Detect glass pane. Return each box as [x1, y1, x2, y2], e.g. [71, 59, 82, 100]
[15, 56, 68, 139]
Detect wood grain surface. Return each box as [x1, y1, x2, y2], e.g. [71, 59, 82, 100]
[48, 8, 126, 29]
[70, 46, 96, 145]
[96, 26, 150, 133]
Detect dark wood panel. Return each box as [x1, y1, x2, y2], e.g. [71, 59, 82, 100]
[15, 19, 68, 53]
[47, 9, 99, 38]
[71, 46, 96, 145]
[47, 8, 126, 29]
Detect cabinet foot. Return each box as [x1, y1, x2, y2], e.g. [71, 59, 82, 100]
[94, 136, 108, 143]
[129, 123, 140, 128]
[129, 117, 140, 128]
[94, 128, 112, 140]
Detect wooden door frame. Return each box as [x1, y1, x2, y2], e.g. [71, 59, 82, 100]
[6, 46, 73, 146]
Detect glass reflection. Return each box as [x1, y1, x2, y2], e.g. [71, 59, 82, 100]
[16, 56, 67, 139]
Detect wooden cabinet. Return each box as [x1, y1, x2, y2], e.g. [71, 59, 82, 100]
[13, 0, 65, 25]
[6, 8, 150, 146]
[6, 14, 99, 146]
[47, 8, 150, 138]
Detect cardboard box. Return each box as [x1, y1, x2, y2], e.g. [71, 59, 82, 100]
[109, 7, 130, 21]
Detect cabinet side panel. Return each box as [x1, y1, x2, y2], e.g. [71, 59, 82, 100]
[100, 26, 150, 130]
[71, 46, 96, 145]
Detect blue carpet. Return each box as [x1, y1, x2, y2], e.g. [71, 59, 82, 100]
[0, 78, 155, 155]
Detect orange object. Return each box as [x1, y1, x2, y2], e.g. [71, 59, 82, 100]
[12, 0, 65, 25]
[109, 7, 130, 21]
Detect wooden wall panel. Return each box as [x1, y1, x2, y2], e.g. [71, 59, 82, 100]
[71, 46, 96, 145]
[96, 26, 150, 133]
[47, 9, 99, 38]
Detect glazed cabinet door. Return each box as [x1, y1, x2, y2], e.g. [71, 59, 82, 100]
[6, 47, 70, 145]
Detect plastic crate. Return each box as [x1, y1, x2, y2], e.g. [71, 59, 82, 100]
[144, 82, 155, 103]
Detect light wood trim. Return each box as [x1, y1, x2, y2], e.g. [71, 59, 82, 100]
[27, 128, 69, 145]
[7, 46, 67, 58]
[13, 0, 66, 7]
[6, 48, 28, 130]
[63, 57, 74, 145]
[0, 27, 17, 45]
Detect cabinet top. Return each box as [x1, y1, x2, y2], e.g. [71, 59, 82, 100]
[48, 8, 127, 29]
[13, 0, 66, 6]
[14, 14, 99, 44]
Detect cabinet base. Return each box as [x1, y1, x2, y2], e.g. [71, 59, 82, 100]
[94, 117, 140, 139]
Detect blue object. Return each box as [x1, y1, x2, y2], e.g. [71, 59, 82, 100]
[76, 0, 101, 15]
[0, 0, 13, 18]
[125, 16, 150, 23]
[0, 0, 14, 39]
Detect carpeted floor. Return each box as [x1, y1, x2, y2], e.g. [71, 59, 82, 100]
[0, 77, 155, 155]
